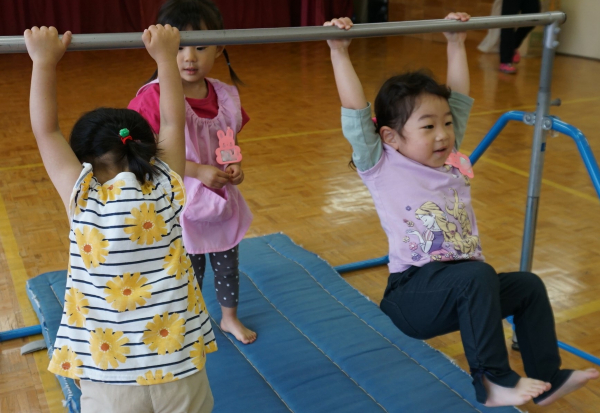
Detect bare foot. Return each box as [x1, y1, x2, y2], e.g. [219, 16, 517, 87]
[537, 369, 599, 406]
[483, 376, 551, 407]
[220, 315, 257, 344]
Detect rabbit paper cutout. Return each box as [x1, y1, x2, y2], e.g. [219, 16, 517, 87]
[215, 127, 242, 165]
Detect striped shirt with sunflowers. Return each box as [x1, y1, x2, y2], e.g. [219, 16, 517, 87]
[49, 159, 217, 385]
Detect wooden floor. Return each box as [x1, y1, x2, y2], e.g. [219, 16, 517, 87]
[1, 33, 600, 412]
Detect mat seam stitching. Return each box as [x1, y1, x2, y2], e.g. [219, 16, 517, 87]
[209, 315, 294, 413]
[263, 239, 486, 413]
[239, 268, 388, 412]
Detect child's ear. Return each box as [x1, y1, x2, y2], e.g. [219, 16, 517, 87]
[380, 126, 402, 150]
[216, 46, 225, 58]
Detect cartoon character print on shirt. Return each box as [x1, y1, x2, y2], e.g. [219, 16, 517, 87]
[443, 164, 470, 187]
[405, 188, 480, 262]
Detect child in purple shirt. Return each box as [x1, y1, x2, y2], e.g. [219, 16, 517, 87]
[325, 12, 598, 408]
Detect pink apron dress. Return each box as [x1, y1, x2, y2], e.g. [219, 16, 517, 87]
[135, 78, 253, 254]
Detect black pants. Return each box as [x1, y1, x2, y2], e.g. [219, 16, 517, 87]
[380, 260, 571, 404]
[500, 0, 541, 63]
[189, 245, 240, 308]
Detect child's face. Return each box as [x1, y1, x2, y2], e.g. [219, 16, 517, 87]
[177, 25, 223, 85]
[386, 93, 455, 168]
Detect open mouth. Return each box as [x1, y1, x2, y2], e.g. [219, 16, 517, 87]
[184, 68, 198, 74]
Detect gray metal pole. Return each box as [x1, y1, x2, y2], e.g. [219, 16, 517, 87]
[0, 12, 565, 54]
[519, 22, 561, 272]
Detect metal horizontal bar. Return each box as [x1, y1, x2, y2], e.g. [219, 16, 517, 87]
[0, 12, 565, 54]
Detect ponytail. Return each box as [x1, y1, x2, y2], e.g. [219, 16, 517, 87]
[123, 139, 161, 183]
[70, 108, 159, 184]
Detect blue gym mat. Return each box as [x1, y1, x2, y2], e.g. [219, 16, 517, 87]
[27, 233, 520, 413]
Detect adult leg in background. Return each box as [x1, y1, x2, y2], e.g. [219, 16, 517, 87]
[511, 0, 541, 53]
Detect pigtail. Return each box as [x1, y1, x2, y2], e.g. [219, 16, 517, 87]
[222, 49, 245, 88]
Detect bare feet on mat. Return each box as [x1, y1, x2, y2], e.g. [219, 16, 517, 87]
[537, 369, 599, 406]
[483, 376, 550, 407]
[220, 312, 257, 344]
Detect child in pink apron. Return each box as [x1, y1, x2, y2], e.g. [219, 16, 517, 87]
[129, 0, 256, 344]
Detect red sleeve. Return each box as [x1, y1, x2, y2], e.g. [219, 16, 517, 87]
[127, 83, 161, 134]
[240, 107, 250, 133]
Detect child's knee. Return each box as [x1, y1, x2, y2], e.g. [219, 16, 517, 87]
[464, 262, 499, 291]
[518, 271, 547, 295]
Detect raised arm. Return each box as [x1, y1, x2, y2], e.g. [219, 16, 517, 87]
[25, 27, 83, 211]
[443, 12, 470, 96]
[325, 18, 368, 110]
[142, 25, 186, 178]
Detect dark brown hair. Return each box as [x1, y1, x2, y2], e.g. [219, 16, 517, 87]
[148, 0, 244, 87]
[70, 108, 160, 183]
[349, 70, 451, 170]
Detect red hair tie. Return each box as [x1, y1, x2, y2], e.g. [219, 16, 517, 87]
[119, 128, 133, 145]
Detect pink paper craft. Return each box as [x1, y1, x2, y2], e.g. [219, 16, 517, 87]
[445, 151, 474, 178]
[215, 127, 243, 165]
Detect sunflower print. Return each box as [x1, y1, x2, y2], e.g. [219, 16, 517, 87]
[190, 340, 207, 371]
[75, 226, 110, 269]
[141, 180, 156, 196]
[104, 272, 152, 312]
[74, 172, 93, 215]
[142, 312, 185, 355]
[197, 290, 207, 314]
[89, 328, 130, 370]
[64, 287, 89, 327]
[97, 180, 125, 204]
[187, 276, 200, 314]
[163, 239, 191, 280]
[136, 369, 178, 385]
[49, 346, 84, 378]
[206, 339, 218, 354]
[169, 171, 185, 207]
[124, 203, 168, 245]
[188, 272, 208, 314]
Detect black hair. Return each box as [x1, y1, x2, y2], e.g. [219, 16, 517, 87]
[349, 70, 451, 170]
[70, 108, 160, 183]
[374, 70, 451, 135]
[148, 0, 244, 87]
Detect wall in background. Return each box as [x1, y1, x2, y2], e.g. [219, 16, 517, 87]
[557, 0, 600, 60]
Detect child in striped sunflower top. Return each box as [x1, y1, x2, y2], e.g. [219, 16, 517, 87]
[25, 24, 216, 413]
